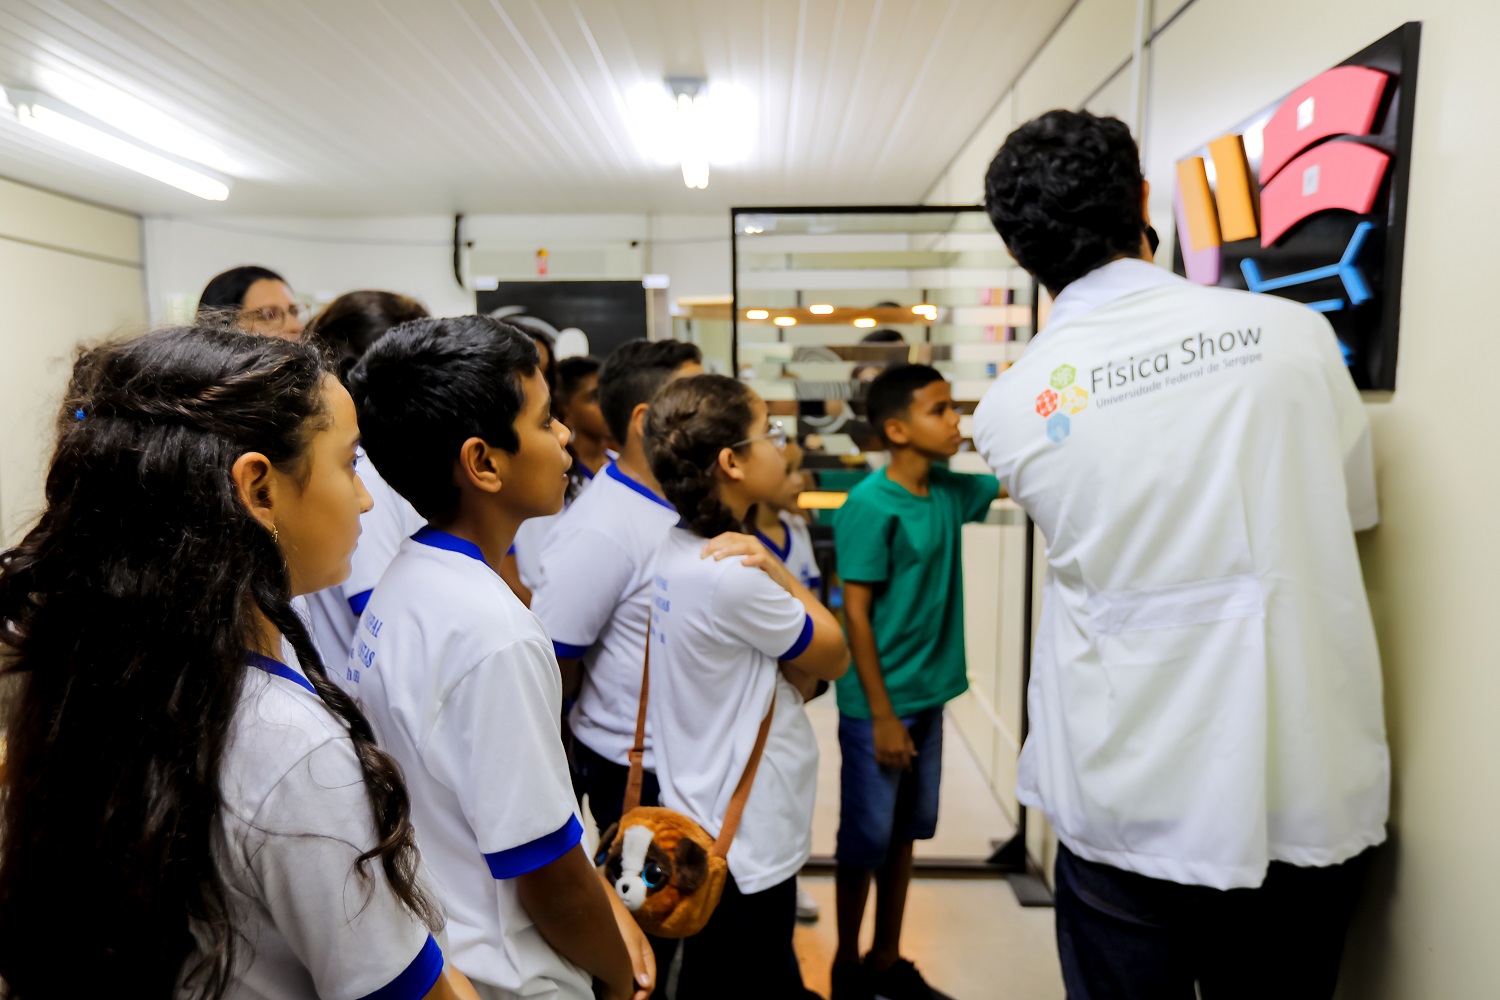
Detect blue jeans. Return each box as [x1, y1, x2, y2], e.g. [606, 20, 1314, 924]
[835, 707, 944, 869]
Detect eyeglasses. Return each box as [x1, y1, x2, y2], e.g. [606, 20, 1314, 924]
[241, 303, 306, 327]
[731, 423, 788, 451]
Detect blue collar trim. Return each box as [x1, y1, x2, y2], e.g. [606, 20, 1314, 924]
[245, 651, 315, 695]
[411, 526, 487, 564]
[754, 520, 792, 562]
[605, 462, 676, 513]
[580, 463, 596, 481]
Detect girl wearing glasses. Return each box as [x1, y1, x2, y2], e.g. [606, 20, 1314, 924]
[641, 375, 849, 999]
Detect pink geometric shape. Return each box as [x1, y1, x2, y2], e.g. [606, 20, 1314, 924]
[1259, 142, 1390, 248]
[1260, 66, 1389, 184]
[1175, 183, 1221, 286]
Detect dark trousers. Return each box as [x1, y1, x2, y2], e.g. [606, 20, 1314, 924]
[674, 874, 817, 999]
[573, 737, 660, 837]
[1054, 843, 1372, 1000]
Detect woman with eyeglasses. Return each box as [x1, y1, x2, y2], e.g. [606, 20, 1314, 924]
[197, 265, 307, 339]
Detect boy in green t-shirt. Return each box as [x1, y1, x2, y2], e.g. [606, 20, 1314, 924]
[830, 364, 1000, 1000]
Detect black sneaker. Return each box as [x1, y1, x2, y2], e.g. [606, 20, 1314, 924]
[830, 959, 873, 1000]
[867, 956, 948, 1000]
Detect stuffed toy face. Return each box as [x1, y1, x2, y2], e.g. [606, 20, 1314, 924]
[597, 808, 712, 918]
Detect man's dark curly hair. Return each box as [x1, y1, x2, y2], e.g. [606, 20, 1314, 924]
[984, 110, 1146, 296]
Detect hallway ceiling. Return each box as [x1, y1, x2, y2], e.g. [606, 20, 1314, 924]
[0, 0, 1070, 216]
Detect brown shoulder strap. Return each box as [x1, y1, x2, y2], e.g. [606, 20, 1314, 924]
[623, 605, 778, 860]
[621, 608, 652, 816]
[711, 691, 776, 858]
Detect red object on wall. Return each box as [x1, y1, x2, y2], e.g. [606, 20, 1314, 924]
[1259, 141, 1390, 247]
[1259, 66, 1389, 184]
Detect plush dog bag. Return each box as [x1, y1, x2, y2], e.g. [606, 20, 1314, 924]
[595, 612, 774, 939]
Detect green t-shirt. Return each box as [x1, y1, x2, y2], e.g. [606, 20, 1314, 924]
[833, 465, 1000, 719]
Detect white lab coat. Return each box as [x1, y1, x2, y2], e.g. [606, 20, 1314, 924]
[973, 259, 1388, 890]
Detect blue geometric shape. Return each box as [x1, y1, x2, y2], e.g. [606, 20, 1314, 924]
[1338, 339, 1355, 366]
[1241, 221, 1377, 310]
[1307, 299, 1346, 313]
[1046, 412, 1070, 443]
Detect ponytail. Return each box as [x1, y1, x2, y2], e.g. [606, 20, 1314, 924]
[643, 374, 757, 538]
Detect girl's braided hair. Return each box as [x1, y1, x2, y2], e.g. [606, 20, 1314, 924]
[643, 373, 757, 539]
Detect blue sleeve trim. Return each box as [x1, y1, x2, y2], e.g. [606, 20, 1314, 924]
[806, 576, 823, 592]
[484, 814, 583, 879]
[552, 640, 589, 660]
[507, 543, 517, 556]
[356, 934, 443, 1000]
[779, 613, 815, 661]
[347, 589, 373, 616]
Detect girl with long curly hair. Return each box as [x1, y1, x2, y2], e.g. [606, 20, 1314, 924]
[0, 327, 478, 1000]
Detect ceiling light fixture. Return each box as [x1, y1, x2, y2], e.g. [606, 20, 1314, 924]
[628, 78, 753, 192]
[4, 88, 230, 201]
[746, 309, 770, 320]
[809, 304, 834, 315]
[854, 317, 877, 328]
[913, 304, 938, 320]
[34, 70, 243, 175]
[774, 316, 797, 327]
[668, 77, 709, 190]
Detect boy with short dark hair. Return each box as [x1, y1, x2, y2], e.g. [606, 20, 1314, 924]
[831, 363, 1000, 1000]
[532, 338, 703, 837]
[555, 354, 613, 480]
[343, 316, 654, 1000]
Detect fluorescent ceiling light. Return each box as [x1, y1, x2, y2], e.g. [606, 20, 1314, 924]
[35, 69, 243, 175]
[854, 317, 877, 328]
[628, 79, 754, 190]
[774, 316, 797, 327]
[810, 304, 834, 315]
[746, 309, 769, 320]
[7, 90, 230, 201]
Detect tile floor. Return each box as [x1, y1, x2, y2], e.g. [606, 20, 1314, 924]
[793, 695, 1066, 999]
[583, 693, 1067, 998]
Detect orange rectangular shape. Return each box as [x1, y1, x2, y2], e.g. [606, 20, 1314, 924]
[1175, 157, 1221, 254]
[1208, 134, 1259, 242]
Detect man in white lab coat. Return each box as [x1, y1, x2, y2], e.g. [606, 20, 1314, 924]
[972, 110, 1388, 999]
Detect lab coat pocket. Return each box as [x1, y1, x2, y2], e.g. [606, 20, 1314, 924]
[1081, 575, 1268, 864]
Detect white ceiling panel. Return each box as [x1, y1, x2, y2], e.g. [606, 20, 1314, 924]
[0, 0, 1074, 216]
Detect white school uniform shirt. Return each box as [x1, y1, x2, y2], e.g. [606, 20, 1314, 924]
[513, 512, 560, 594]
[198, 643, 443, 1000]
[754, 512, 821, 591]
[512, 453, 615, 592]
[532, 462, 682, 768]
[305, 450, 425, 672]
[340, 528, 589, 999]
[971, 258, 1387, 891]
[648, 525, 818, 895]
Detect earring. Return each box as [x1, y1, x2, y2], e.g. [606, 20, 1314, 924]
[272, 524, 280, 544]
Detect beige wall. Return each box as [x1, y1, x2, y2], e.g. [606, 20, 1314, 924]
[141, 213, 730, 327]
[0, 178, 147, 544]
[931, 0, 1500, 994]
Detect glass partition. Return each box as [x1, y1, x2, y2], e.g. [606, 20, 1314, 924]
[732, 206, 1034, 486]
[732, 207, 1046, 882]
